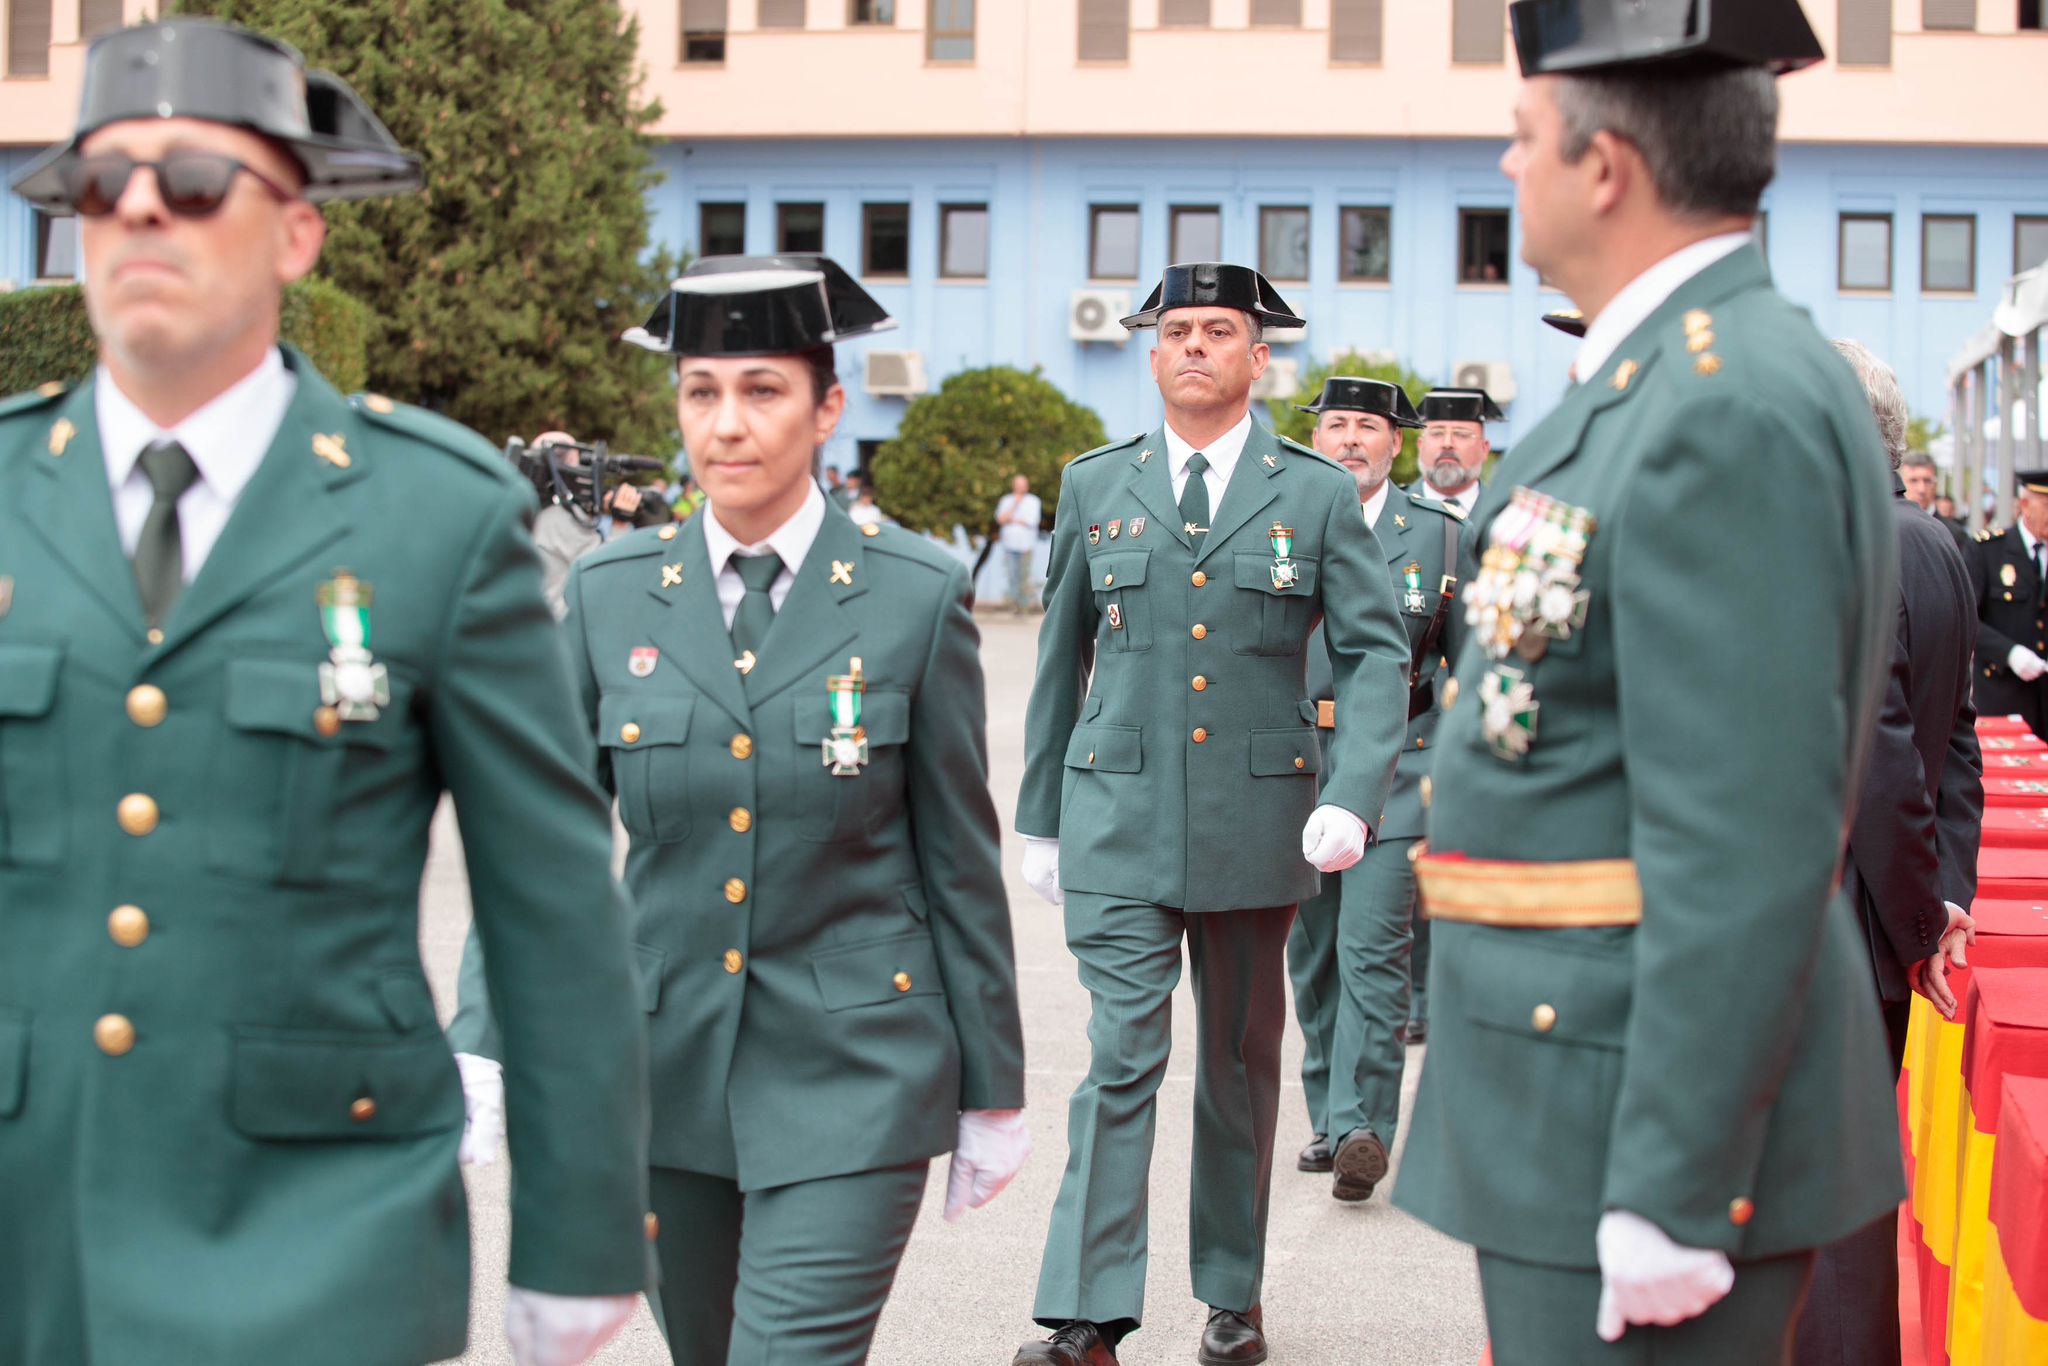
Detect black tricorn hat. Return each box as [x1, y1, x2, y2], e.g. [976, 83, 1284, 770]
[1543, 308, 1588, 338]
[1509, 0, 1824, 78]
[623, 255, 897, 356]
[1419, 388, 1507, 423]
[10, 18, 421, 209]
[1296, 377, 1422, 428]
[1120, 262, 1306, 331]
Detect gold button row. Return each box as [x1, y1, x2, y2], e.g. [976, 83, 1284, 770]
[1191, 675, 1207, 692]
[108, 904, 149, 947]
[730, 734, 754, 760]
[126, 684, 167, 728]
[1191, 571, 1207, 587]
[724, 878, 747, 904]
[118, 793, 159, 837]
[723, 949, 744, 974]
[95, 1013, 136, 1056]
[729, 807, 752, 833]
[1192, 728, 1208, 744]
[1191, 624, 1208, 640]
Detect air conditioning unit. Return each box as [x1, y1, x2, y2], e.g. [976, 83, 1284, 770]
[1249, 357, 1302, 402]
[1451, 359, 1517, 405]
[863, 350, 929, 398]
[1070, 289, 1131, 344]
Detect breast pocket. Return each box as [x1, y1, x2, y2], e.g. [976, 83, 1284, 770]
[599, 692, 694, 844]
[793, 688, 911, 842]
[0, 643, 65, 868]
[208, 658, 413, 886]
[1231, 552, 1320, 656]
[1091, 551, 1153, 653]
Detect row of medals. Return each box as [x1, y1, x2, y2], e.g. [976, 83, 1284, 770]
[1463, 488, 1597, 761]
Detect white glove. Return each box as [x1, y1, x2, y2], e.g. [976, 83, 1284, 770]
[944, 1108, 1033, 1222]
[1595, 1209, 1735, 1342]
[504, 1287, 637, 1366]
[2010, 645, 2047, 681]
[1022, 836, 1064, 906]
[455, 1052, 505, 1168]
[1301, 805, 1369, 873]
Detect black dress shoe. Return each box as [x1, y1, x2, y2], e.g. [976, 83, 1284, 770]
[1295, 1132, 1332, 1172]
[1012, 1321, 1118, 1365]
[1198, 1305, 1267, 1365]
[1331, 1126, 1389, 1203]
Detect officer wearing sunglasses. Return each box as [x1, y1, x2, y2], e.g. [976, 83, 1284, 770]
[1, 20, 652, 1366]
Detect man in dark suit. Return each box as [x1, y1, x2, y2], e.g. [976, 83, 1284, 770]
[1793, 340, 1982, 1366]
[1967, 473, 2048, 741]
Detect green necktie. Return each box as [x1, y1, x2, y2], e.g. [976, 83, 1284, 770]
[134, 439, 201, 631]
[1179, 451, 1211, 540]
[729, 552, 783, 661]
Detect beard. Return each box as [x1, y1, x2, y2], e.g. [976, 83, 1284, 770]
[1425, 455, 1470, 492]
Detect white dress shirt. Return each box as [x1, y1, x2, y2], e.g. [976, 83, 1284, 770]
[1163, 409, 1253, 510]
[1362, 481, 1392, 530]
[1574, 232, 1752, 382]
[701, 481, 828, 629]
[98, 348, 297, 581]
[1415, 481, 1480, 518]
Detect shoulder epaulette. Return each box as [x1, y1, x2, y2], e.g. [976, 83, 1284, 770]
[348, 393, 515, 483]
[1977, 528, 2004, 543]
[1416, 495, 1465, 522]
[1068, 431, 1146, 467]
[859, 520, 957, 575]
[1279, 435, 1320, 460]
[0, 379, 74, 423]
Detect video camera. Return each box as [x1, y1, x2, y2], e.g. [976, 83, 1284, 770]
[502, 436, 668, 521]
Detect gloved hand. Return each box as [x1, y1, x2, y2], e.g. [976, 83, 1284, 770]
[1022, 836, 1063, 906]
[504, 1287, 637, 1366]
[1300, 805, 1369, 873]
[945, 1109, 1032, 1222]
[1595, 1209, 1735, 1342]
[2009, 645, 2047, 681]
[455, 1052, 505, 1168]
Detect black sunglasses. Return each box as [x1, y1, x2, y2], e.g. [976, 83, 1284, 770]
[58, 151, 297, 219]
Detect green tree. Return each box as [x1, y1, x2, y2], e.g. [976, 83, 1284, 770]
[173, 0, 678, 453]
[1264, 351, 1436, 488]
[871, 366, 1107, 539]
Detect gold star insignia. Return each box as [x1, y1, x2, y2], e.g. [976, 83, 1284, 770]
[1695, 354, 1723, 377]
[47, 418, 75, 457]
[660, 563, 684, 588]
[830, 560, 855, 586]
[312, 433, 351, 468]
[1611, 359, 1638, 392]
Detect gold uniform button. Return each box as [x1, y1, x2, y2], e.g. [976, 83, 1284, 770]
[1191, 676, 1208, 692]
[1103, 573, 1114, 587]
[313, 706, 342, 737]
[1442, 678, 1460, 711]
[1415, 736, 1426, 749]
[146, 628, 165, 646]
[1191, 624, 1208, 640]
[620, 722, 643, 745]
[730, 735, 754, 760]
[724, 878, 747, 904]
[861, 523, 881, 537]
[658, 525, 678, 541]
[1086, 751, 1095, 764]
[108, 905, 150, 948]
[1420, 776, 1434, 809]
[730, 808, 753, 833]
[350, 1097, 378, 1123]
[1531, 1003, 1558, 1033]
[1192, 728, 1208, 744]
[893, 971, 913, 993]
[117, 793, 160, 836]
[645, 1212, 661, 1241]
[95, 1014, 136, 1056]
[126, 685, 167, 728]
[1729, 1197, 1755, 1226]
[1191, 571, 1208, 587]
[723, 949, 744, 974]
[1293, 757, 1305, 770]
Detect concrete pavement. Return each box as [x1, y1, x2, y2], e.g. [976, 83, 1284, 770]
[424, 611, 1487, 1365]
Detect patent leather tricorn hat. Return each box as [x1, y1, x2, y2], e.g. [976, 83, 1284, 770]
[1296, 377, 1423, 428]
[1509, 0, 1824, 78]
[622, 255, 897, 356]
[1120, 262, 1307, 332]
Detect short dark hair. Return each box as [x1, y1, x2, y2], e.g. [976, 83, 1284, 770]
[800, 346, 839, 405]
[1554, 67, 1779, 220]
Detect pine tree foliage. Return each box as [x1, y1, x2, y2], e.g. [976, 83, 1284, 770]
[172, 0, 678, 453]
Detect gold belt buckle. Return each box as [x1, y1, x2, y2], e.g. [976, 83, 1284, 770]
[1316, 699, 1336, 729]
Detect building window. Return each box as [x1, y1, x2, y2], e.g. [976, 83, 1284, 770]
[940, 204, 989, 279]
[79, 0, 123, 41]
[7, 0, 52, 77]
[928, 0, 974, 60]
[1922, 215, 1976, 293]
[2016, 217, 2048, 273]
[699, 203, 746, 256]
[1452, 0, 1506, 63]
[1170, 206, 1221, 265]
[848, 0, 894, 23]
[2024, 0, 2046, 29]
[1458, 208, 1511, 284]
[1079, 0, 1130, 61]
[1330, 0, 1384, 62]
[1838, 213, 1893, 292]
[759, 0, 806, 25]
[1090, 205, 1141, 280]
[1250, 0, 1301, 22]
[1160, 0, 1210, 24]
[1259, 207, 1311, 284]
[33, 210, 77, 281]
[681, 0, 727, 62]
[862, 203, 910, 278]
[1837, 0, 1890, 66]
[778, 202, 825, 254]
[1922, 0, 1976, 29]
[1339, 206, 1391, 282]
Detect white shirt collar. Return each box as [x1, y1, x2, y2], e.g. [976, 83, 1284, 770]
[703, 480, 829, 580]
[1162, 409, 1254, 485]
[1362, 481, 1393, 529]
[2021, 522, 2044, 559]
[98, 348, 295, 503]
[1575, 233, 1752, 382]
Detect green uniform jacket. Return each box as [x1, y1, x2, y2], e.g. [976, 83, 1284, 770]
[0, 353, 650, 1366]
[1305, 486, 1469, 840]
[1017, 421, 1411, 912]
[452, 504, 1025, 1188]
[1395, 247, 1904, 1266]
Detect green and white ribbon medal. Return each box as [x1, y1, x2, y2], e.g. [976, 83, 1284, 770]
[824, 657, 870, 776]
[317, 571, 390, 721]
[1269, 522, 1299, 590]
[1403, 562, 1427, 614]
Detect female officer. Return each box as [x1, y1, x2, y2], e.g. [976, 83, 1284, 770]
[451, 257, 1029, 1364]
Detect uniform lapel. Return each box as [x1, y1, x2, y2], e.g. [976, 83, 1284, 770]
[740, 507, 864, 706]
[1194, 421, 1282, 567]
[645, 516, 752, 725]
[19, 381, 148, 641]
[1125, 429, 1188, 551]
[1377, 492, 1414, 566]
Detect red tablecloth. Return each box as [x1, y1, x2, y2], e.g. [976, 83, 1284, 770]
[1978, 774, 2048, 808]
[1963, 970, 2048, 1136]
[1979, 732, 2048, 754]
[1966, 900, 2048, 970]
[1981, 807, 2048, 850]
[1980, 716, 2042, 740]
[1983, 751, 2048, 771]
[1992, 1076, 2048, 1320]
[1974, 848, 2048, 900]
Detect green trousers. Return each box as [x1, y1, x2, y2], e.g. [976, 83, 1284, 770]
[1410, 911, 1432, 1026]
[1476, 1248, 1815, 1366]
[1286, 837, 1419, 1143]
[1034, 895, 1294, 1333]
[647, 1161, 927, 1366]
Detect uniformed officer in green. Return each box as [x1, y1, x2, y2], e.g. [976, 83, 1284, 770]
[1964, 469, 2048, 741]
[451, 256, 1029, 1365]
[1394, 2, 1904, 1361]
[0, 19, 650, 1366]
[1011, 264, 1410, 1366]
[1283, 378, 1466, 1202]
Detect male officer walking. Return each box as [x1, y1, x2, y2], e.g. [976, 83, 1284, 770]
[1010, 264, 1410, 1366]
[0, 21, 649, 1366]
[1284, 378, 1465, 1202]
[1966, 471, 2048, 741]
[1396, 2, 1906, 1361]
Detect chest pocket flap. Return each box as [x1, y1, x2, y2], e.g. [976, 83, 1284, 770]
[598, 692, 694, 748]
[794, 688, 910, 745]
[1064, 722, 1142, 773]
[0, 643, 61, 718]
[1090, 550, 1150, 591]
[1232, 551, 1320, 597]
[226, 658, 408, 751]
